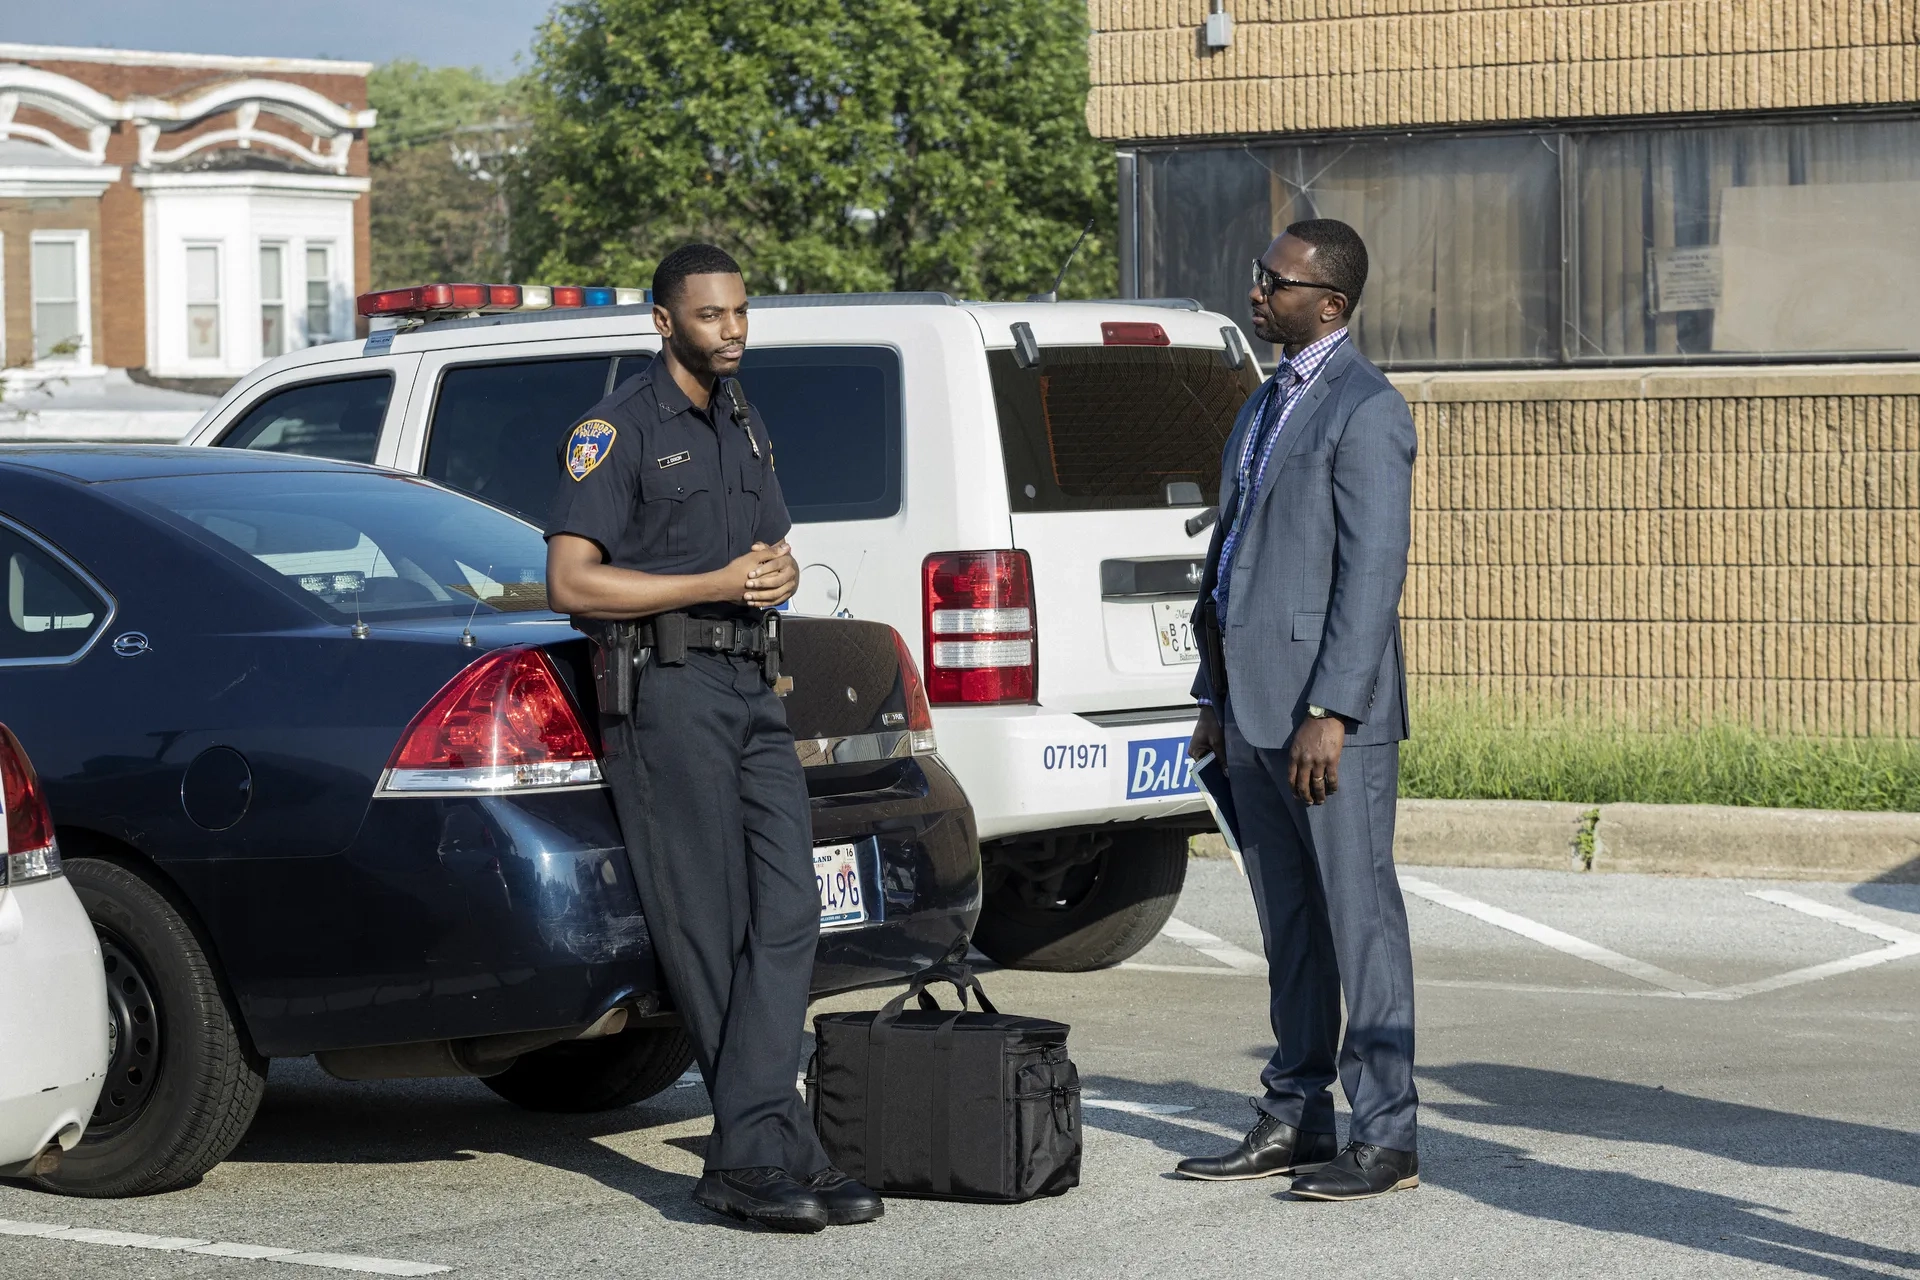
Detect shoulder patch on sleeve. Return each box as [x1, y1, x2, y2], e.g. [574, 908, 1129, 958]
[566, 420, 617, 481]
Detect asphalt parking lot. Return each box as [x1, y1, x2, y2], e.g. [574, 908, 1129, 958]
[4, 858, 1917, 1279]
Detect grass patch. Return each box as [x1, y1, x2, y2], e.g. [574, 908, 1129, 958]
[1401, 696, 1920, 812]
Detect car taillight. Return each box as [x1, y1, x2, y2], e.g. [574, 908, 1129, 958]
[888, 628, 939, 754]
[0, 723, 62, 885]
[922, 550, 1037, 705]
[382, 648, 601, 793]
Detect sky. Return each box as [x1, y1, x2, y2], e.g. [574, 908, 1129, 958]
[2, 0, 556, 75]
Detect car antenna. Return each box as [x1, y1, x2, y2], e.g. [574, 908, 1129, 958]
[459, 564, 493, 648]
[1027, 219, 1095, 303]
[351, 543, 379, 640]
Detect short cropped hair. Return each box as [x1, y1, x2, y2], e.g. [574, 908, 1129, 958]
[1285, 219, 1368, 304]
[652, 243, 743, 308]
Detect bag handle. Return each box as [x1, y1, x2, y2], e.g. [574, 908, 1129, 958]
[874, 963, 999, 1026]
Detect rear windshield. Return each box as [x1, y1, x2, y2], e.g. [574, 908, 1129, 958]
[989, 346, 1259, 513]
[121, 471, 551, 623]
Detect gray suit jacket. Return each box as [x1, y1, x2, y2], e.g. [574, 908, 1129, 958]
[1190, 339, 1416, 750]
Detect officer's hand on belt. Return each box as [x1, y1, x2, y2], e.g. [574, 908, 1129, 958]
[723, 541, 798, 608]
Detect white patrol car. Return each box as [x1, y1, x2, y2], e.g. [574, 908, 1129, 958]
[182, 284, 1261, 970]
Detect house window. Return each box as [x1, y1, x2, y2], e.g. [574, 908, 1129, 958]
[186, 245, 221, 360]
[260, 244, 286, 359]
[31, 231, 88, 363]
[1135, 111, 1920, 367]
[306, 245, 333, 343]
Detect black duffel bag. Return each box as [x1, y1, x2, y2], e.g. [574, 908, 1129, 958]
[807, 965, 1080, 1203]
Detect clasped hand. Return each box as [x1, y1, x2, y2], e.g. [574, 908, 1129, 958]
[726, 541, 797, 607]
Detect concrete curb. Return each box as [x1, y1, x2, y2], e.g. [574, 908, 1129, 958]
[1191, 798, 1920, 882]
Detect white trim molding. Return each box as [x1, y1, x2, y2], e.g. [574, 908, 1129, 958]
[0, 43, 372, 76]
[132, 170, 369, 197]
[0, 165, 121, 198]
[0, 64, 373, 179]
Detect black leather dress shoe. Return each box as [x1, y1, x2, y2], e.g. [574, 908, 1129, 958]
[693, 1167, 830, 1232]
[1174, 1105, 1339, 1180]
[1288, 1142, 1419, 1201]
[805, 1167, 884, 1225]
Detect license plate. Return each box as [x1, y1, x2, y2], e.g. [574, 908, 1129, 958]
[814, 842, 868, 929]
[1152, 600, 1201, 666]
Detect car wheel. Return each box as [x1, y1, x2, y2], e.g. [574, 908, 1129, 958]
[39, 859, 267, 1197]
[481, 1026, 696, 1112]
[972, 827, 1190, 972]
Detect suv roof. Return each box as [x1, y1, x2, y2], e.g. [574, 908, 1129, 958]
[240, 294, 1236, 378]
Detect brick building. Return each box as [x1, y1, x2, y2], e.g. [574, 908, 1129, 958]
[0, 43, 374, 387]
[1091, 1, 1920, 738]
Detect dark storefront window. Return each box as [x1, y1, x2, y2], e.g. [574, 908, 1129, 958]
[1136, 113, 1920, 368]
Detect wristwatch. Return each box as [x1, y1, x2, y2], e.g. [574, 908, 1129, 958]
[1307, 704, 1331, 719]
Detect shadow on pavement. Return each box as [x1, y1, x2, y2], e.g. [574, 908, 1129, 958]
[218, 1058, 743, 1231]
[1081, 1066, 1920, 1280]
[1853, 863, 1920, 911]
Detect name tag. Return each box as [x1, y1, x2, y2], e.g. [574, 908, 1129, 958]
[656, 451, 691, 469]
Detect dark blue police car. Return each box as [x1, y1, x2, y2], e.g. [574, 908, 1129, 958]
[0, 445, 978, 1197]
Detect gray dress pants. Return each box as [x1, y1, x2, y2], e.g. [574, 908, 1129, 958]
[1223, 705, 1420, 1152]
[601, 650, 829, 1176]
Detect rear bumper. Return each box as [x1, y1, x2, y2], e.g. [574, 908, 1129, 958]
[189, 761, 978, 1058]
[932, 705, 1209, 842]
[0, 877, 107, 1166]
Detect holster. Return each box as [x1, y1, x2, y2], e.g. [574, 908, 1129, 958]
[651, 612, 688, 665]
[577, 618, 646, 718]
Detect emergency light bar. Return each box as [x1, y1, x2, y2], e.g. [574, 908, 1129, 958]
[356, 282, 648, 320]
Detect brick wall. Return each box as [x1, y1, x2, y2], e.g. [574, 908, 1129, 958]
[1394, 367, 1920, 737]
[10, 53, 373, 368]
[1087, 0, 1920, 141]
[0, 199, 106, 370]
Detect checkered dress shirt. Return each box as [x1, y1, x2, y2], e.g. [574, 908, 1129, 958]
[1211, 326, 1349, 619]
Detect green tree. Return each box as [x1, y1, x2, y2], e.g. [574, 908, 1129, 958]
[512, 0, 1116, 299]
[367, 61, 525, 288]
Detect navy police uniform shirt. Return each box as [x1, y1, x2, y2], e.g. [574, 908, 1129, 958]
[544, 355, 790, 595]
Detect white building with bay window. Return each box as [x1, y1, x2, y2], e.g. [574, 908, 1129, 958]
[0, 44, 374, 404]
[139, 171, 362, 379]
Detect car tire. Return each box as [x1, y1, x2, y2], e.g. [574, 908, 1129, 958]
[40, 858, 268, 1198]
[972, 827, 1190, 972]
[481, 1027, 696, 1113]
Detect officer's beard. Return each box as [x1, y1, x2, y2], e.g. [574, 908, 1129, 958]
[665, 330, 742, 383]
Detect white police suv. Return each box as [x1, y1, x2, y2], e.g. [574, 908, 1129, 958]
[183, 284, 1260, 969]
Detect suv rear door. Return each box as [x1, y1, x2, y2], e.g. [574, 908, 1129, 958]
[982, 307, 1258, 714]
[388, 339, 663, 521]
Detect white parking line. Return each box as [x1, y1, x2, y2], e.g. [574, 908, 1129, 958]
[1154, 918, 1267, 972]
[1718, 891, 1920, 998]
[1748, 890, 1920, 946]
[1396, 875, 1713, 994]
[1081, 1098, 1196, 1116]
[0, 1219, 449, 1275]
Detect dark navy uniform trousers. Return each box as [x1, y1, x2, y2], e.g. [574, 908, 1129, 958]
[1223, 700, 1419, 1153]
[601, 651, 829, 1176]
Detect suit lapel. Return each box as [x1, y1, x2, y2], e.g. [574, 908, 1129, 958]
[1217, 376, 1273, 515]
[1248, 339, 1354, 516]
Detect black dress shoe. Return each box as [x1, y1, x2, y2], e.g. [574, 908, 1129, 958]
[1288, 1142, 1419, 1201]
[1174, 1104, 1339, 1180]
[805, 1167, 884, 1225]
[693, 1167, 830, 1232]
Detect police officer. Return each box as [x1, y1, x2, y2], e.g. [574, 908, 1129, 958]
[545, 243, 880, 1233]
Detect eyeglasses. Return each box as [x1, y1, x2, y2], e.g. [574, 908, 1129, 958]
[1251, 259, 1339, 299]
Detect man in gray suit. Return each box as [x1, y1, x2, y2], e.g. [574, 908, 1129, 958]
[1176, 219, 1420, 1201]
